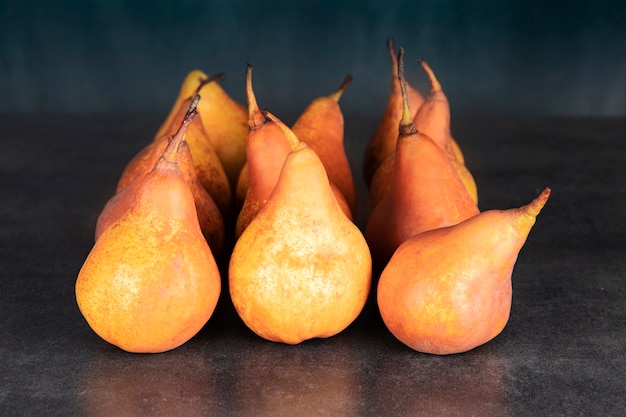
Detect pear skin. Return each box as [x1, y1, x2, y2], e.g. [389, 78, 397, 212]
[291, 74, 357, 217]
[365, 48, 479, 268]
[96, 96, 226, 256]
[196, 75, 249, 191]
[236, 67, 353, 237]
[413, 58, 460, 161]
[369, 151, 478, 210]
[155, 70, 248, 191]
[362, 37, 425, 188]
[77, 106, 221, 353]
[154, 70, 211, 140]
[414, 58, 476, 202]
[235, 63, 295, 238]
[155, 95, 233, 218]
[377, 188, 551, 355]
[229, 113, 371, 345]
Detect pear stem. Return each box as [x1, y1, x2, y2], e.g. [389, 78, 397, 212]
[328, 74, 353, 102]
[418, 58, 442, 93]
[398, 47, 418, 137]
[246, 62, 266, 129]
[195, 73, 226, 96]
[161, 96, 199, 163]
[522, 187, 552, 218]
[263, 110, 302, 151]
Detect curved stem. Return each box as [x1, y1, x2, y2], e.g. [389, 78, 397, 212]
[418, 58, 442, 93]
[398, 47, 418, 136]
[263, 110, 302, 151]
[246, 63, 265, 129]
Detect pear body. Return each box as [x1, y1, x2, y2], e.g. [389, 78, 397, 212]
[412, 59, 476, 202]
[236, 121, 291, 237]
[77, 160, 221, 353]
[156, 99, 232, 218]
[229, 144, 371, 344]
[291, 77, 357, 217]
[97, 138, 225, 256]
[377, 188, 550, 354]
[365, 130, 479, 267]
[155, 70, 248, 190]
[362, 38, 424, 188]
[196, 80, 249, 190]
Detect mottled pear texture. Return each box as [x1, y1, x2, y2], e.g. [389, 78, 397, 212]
[76, 110, 221, 353]
[229, 140, 371, 345]
[378, 188, 551, 355]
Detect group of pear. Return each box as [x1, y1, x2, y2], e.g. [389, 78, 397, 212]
[75, 37, 550, 355]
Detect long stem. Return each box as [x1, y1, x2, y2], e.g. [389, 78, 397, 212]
[398, 48, 418, 137]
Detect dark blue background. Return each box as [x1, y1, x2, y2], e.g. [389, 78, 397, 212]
[1, 0, 625, 116]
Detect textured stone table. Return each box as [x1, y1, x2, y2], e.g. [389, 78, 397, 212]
[1, 113, 624, 416]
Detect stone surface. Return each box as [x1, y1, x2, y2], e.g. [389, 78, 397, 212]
[1, 114, 624, 416]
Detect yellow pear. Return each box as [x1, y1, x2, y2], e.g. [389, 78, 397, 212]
[155, 70, 248, 190]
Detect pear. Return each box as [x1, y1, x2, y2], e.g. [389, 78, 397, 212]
[96, 96, 226, 256]
[76, 104, 221, 353]
[154, 70, 218, 140]
[235, 63, 296, 238]
[291, 74, 357, 217]
[236, 64, 353, 237]
[229, 111, 371, 345]
[365, 48, 479, 268]
[362, 37, 425, 188]
[154, 93, 233, 218]
[377, 188, 551, 354]
[369, 56, 479, 209]
[155, 70, 248, 191]
[413, 58, 463, 163]
[413, 58, 477, 202]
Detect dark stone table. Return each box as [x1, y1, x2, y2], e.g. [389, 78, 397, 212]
[1, 113, 624, 416]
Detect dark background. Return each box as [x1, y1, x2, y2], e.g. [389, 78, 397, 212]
[2, 3, 626, 415]
[1, 0, 626, 119]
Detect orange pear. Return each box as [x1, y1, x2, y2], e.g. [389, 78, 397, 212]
[235, 63, 294, 238]
[121, 94, 232, 219]
[377, 188, 551, 355]
[77, 105, 222, 353]
[362, 37, 425, 188]
[236, 66, 353, 237]
[229, 112, 371, 344]
[96, 96, 225, 256]
[414, 58, 477, 202]
[291, 74, 357, 217]
[154, 94, 232, 217]
[413, 58, 463, 163]
[364, 48, 479, 268]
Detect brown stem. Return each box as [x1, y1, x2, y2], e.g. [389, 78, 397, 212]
[328, 74, 353, 102]
[195, 72, 226, 95]
[398, 47, 418, 137]
[263, 110, 301, 151]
